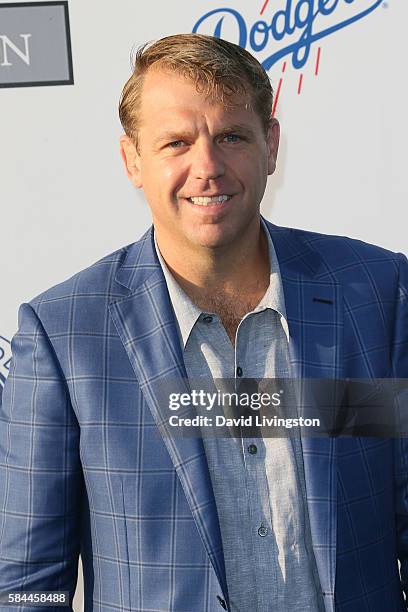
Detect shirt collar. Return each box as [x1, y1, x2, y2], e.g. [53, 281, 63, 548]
[154, 217, 289, 347]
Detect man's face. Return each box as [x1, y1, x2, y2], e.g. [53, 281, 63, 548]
[120, 67, 279, 251]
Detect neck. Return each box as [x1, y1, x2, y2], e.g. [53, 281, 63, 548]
[154, 217, 270, 301]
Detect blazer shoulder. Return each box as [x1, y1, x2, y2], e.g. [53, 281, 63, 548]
[291, 225, 402, 261]
[265, 221, 407, 300]
[28, 242, 135, 311]
[286, 225, 405, 275]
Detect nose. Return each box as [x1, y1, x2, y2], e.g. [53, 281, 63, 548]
[191, 139, 225, 181]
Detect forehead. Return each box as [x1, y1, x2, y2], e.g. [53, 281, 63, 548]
[139, 66, 259, 129]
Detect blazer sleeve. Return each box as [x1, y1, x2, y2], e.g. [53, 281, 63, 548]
[392, 254, 408, 604]
[0, 303, 84, 612]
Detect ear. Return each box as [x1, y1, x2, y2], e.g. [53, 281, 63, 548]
[266, 117, 280, 176]
[119, 134, 142, 188]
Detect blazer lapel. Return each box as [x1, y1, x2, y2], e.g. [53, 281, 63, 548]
[265, 219, 342, 610]
[108, 228, 228, 602]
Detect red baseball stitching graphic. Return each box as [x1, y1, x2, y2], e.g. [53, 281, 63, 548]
[315, 46, 322, 75]
[272, 61, 287, 116]
[260, 0, 270, 16]
[297, 73, 303, 94]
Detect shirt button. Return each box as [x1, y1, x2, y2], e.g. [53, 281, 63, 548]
[216, 595, 227, 609]
[202, 315, 213, 323]
[236, 366, 243, 377]
[248, 444, 258, 455]
[258, 523, 268, 537]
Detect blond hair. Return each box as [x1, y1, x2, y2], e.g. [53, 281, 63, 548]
[119, 34, 273, 148]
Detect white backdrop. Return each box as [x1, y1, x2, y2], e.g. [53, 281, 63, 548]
[1, 0, 407, 343]
[0, 0, 406, 608]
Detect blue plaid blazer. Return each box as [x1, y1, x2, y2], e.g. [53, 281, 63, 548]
[1, 218, 408, 612]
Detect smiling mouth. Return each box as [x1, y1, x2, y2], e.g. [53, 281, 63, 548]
[186, 195, 233, 206]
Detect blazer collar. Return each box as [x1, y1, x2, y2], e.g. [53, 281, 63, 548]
[114, 225, 161, 292]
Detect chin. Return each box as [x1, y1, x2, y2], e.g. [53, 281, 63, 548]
[187, 228, 236, 250]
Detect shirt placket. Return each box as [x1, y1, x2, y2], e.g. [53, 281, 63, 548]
[234, 314, 279, 610]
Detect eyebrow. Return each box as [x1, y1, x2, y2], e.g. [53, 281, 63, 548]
[153, 131, 194, 146]
[221, 124, 255, 137]
[152, 124, 255, 146]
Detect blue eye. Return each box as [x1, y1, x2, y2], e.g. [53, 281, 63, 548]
[168, 140, 185, 148]
[223, 134, 241, 143]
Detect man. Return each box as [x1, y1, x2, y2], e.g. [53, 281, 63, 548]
[0, 33, 407, 612]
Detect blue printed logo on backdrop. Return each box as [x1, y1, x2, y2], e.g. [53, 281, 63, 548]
[0, 336, 12, 400]
[193, 0, 383, 109]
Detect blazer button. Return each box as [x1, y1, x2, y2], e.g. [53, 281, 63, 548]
[216, 595, 227, 609]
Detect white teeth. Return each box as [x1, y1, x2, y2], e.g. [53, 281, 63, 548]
[189, 195, 231, 205]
